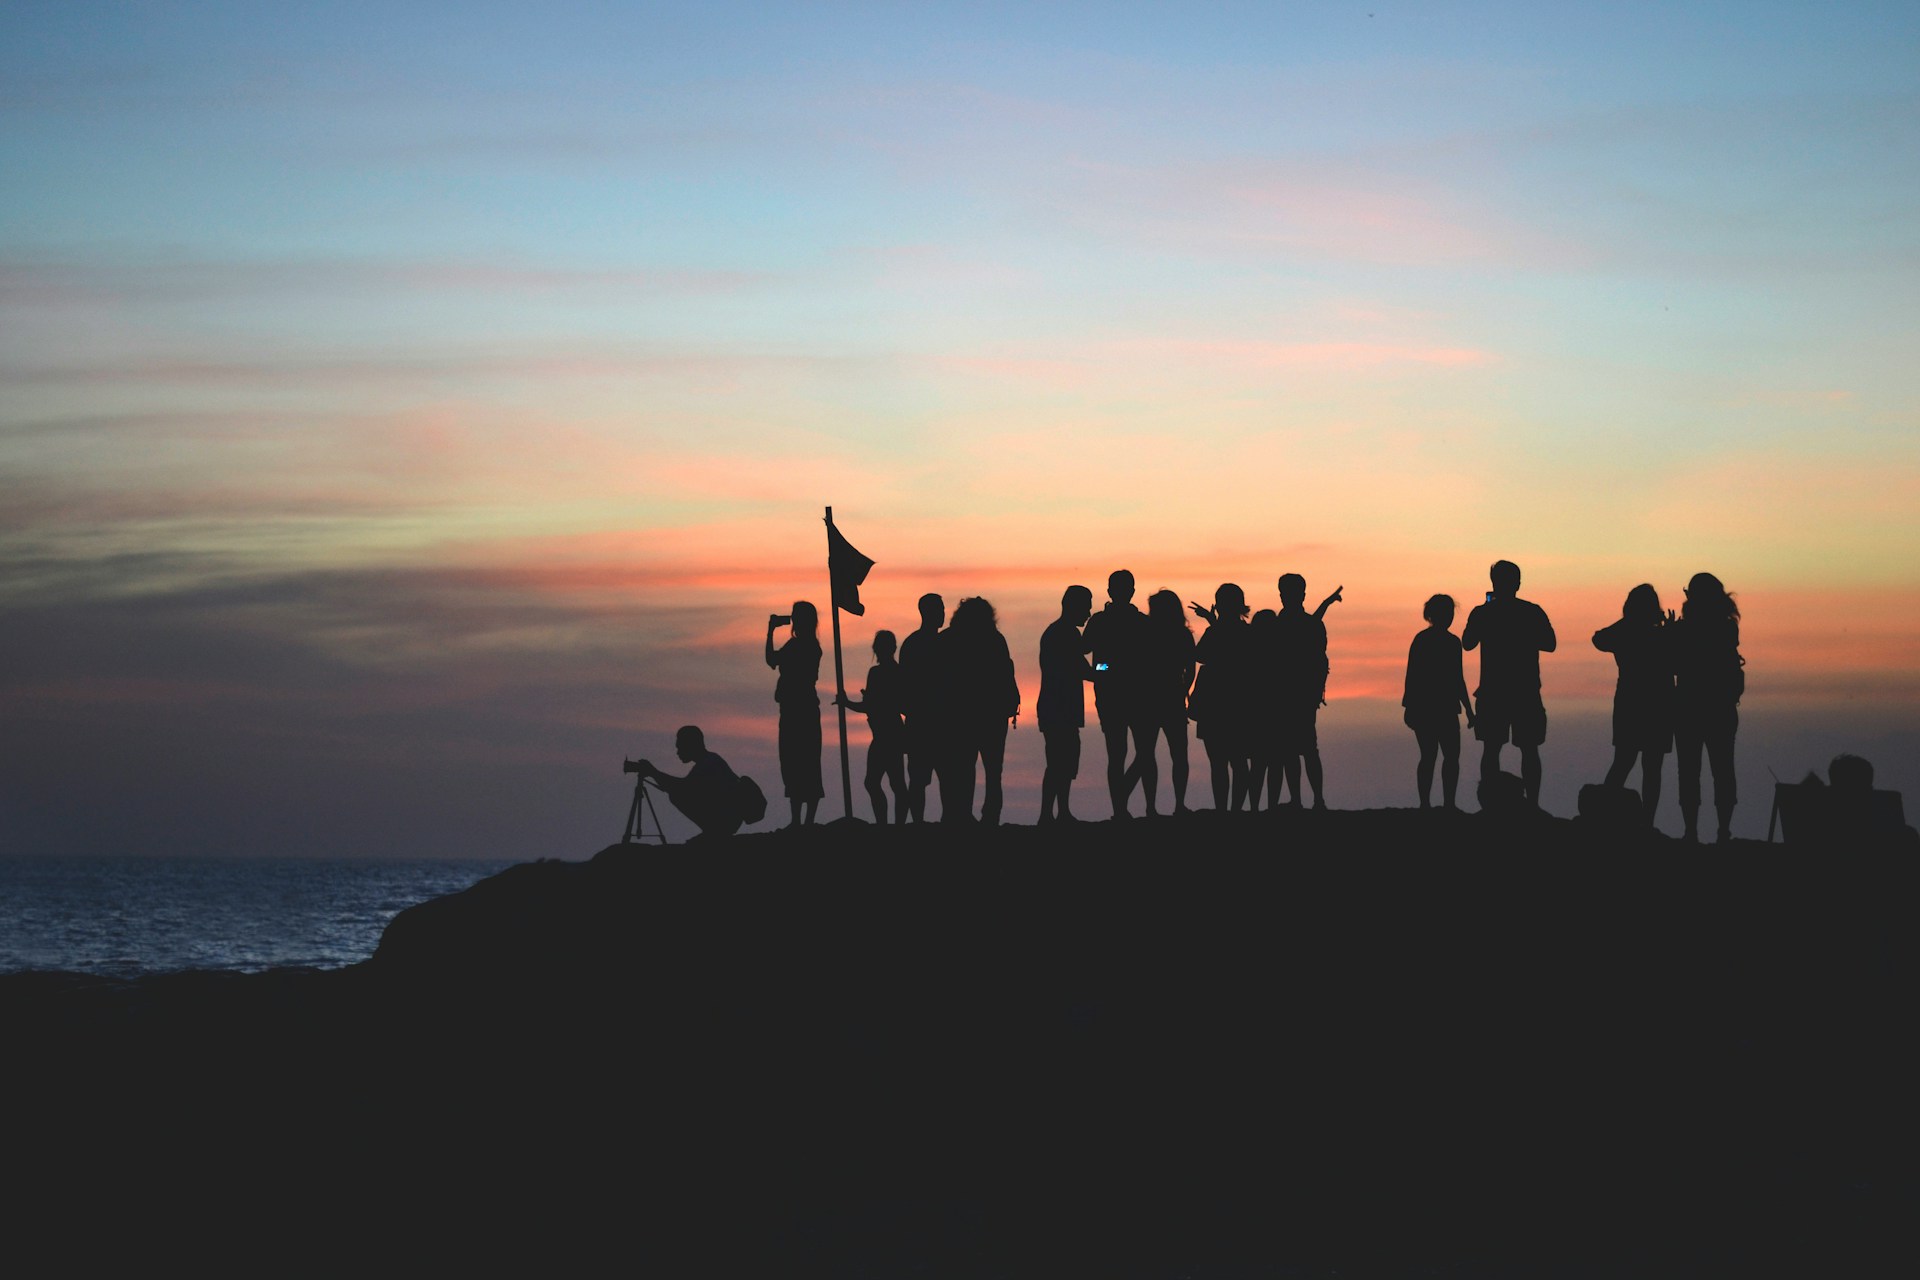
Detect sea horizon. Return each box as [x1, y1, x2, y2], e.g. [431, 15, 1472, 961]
[0, 853, 520, 978]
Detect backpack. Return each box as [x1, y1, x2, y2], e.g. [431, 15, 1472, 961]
[735, 774, 768, 825]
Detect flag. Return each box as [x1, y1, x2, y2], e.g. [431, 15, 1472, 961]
[827, 517, 874, 616]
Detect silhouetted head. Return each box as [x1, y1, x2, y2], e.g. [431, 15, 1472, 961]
[1214, 583, 1247, 619]
[674, 725, 706, 763]
[872, 630, 897, 660]
[1489, 561, 1521, 598]
[1829, 754, 1874, 794]
[918, 593, 945, 630]
[1107, 570, 1135, 605]
[1062, 585, 1093, 626]
[952, 596, 998, 633]
[1623, 583, 1662, 625]
[1148, 588, 1187, 631]
[1423, 594, 1455, 628]
[1252, 608, 1276, 626]
[1682, 572, 1738, 623]
[790, 601, 818, 637]
[1277, 573, 1306, 608]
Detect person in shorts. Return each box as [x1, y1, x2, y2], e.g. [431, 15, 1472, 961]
[1462, 560, 1557, 807]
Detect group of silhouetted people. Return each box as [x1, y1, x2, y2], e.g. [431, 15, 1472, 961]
[654, 559, 1751, 841]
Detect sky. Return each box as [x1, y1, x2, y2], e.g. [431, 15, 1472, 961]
[3, 1, 1917, 852]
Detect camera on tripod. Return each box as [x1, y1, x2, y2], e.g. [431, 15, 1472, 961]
[620, 758, 667, 844]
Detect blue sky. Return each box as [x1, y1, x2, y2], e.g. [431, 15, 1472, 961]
[3, 2, 1916, 849]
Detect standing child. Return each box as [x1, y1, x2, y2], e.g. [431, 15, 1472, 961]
[835, 631, 908, 824]
[1402, 594, 1476, 810]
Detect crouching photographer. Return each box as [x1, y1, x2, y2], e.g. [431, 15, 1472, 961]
[626, 725, 764, 841]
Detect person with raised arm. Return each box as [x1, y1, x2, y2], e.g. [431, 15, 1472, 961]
[1403, 594, 1475, 810]
[766, 600, 824, 827]
[1190, 583, 1255, 812]
[1271, 574, 1339, 810]
[1591, 583, 1674, 827]
[1462, 561, 1557, 808]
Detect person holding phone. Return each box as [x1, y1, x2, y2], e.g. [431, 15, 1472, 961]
[1462, 560, 1557, 808]
[1082, 569, 1152, 818]
[1037, 585, 1095, 823]
[766, 601, 824, 827]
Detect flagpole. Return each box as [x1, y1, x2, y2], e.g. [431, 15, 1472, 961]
[825, 505, 855, 820]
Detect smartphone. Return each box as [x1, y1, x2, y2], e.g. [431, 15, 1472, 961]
[1095, 662, 1110, 672]
[771, 613, 792, 626]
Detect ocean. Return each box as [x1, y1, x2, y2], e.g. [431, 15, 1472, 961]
[0, 855, 521, 976]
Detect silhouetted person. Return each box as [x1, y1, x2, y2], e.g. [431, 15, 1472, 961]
[942, 597, 1020, 825]
[834, 630, 907, 824]
[1191, 583, 1254, 811]
[1672, 571, 1743, 842]
[1463, 560, 1556, 807]
[1083, 569, 1153, 818]
[1246, 608, 1280, 809]
[899, 593, 947, 822]
[1403, 594, 1475, 810]
[1271, 574, 1338, 809]
[766, 600, 823, 827]
[1133, 588, 1196, 814]
[630, 726, 743, 840]
[1038, 585, 1095, 823]
[1592, 583, 1674, 826]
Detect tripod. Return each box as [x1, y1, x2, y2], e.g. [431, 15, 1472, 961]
[622, 773, 670, 845]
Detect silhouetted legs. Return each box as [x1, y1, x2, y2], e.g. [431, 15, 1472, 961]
[1039, 728, 1080, 823]
[1414, 720, 1460, 809]
[905, 723, 936, 822]
[978, 720, 1009, 826]
[865, 733, 906, 824]
[1204, 735, 1248, 812]
[1677, 724, 1737, 841]
[1164, 718, 1190, 811]
[1101, 720, 1133, 817]
[1124, 722, 1162, 815]
[1480, 741, 1542, 807]
[1603, 747, 1666, 825]
[788, 798, 818, 826]
[940, 737, 972, 824]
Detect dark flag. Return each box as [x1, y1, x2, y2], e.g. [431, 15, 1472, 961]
[827, 518, 874, 617]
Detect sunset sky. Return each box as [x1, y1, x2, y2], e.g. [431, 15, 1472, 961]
[4, 2, 1916, 851]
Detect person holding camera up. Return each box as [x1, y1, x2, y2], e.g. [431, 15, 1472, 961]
[628, 726, 746, 840]
[766, 601, 824, 827]
[1462, 560, 1557, 808]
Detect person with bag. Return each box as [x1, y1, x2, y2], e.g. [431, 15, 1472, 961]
[630, 726, 751, 840]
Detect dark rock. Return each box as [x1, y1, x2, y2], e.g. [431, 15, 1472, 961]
[8, 809, 1917, 1273]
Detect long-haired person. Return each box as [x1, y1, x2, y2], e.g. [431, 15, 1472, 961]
[765, 600, 823, 826]
[1190, 583, 1254, 811]
[1592, 583, 1674, 826]
[1134, 588, 1196, 814]
[1672, 572, 1744, 842]
[943, 596, 1021, 825]
[1402, 594, 1475, 810]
